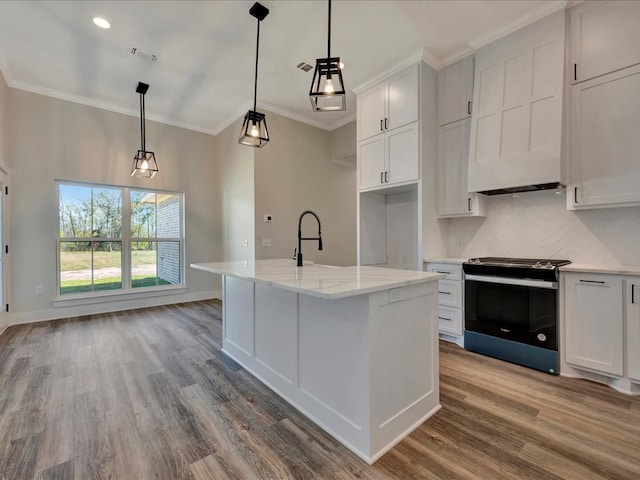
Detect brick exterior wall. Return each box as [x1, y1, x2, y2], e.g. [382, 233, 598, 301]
[157, 196, 181, 285]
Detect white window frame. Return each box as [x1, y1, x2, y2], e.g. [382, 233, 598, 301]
[54, 180, 186, 306]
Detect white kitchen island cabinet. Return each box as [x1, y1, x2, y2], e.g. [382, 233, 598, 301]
[191, 259, 443, 464]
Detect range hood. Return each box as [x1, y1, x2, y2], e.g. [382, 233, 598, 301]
[478, 182, 565, 196]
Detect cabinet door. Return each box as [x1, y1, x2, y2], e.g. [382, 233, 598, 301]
[386, 123, 419, 186]
[438, 306, 463, 336]
[571, 1, 640, 84]
[357, 85, 386, 141]
[357, 136, 385, 190]
[387, 64, 419, 131]
[438, 119, 471, 216]
[564, 273, 624, 376]
[627, 280, 640, 382]
[468, 11, 565, 193]
[438, 55, 474, 126]
[570, 64, 640, 208]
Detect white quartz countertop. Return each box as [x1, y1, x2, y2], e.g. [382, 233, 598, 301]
[191, 259, 443, 300]
[424, 258, 467, 265]
[560, 263, 640, 275]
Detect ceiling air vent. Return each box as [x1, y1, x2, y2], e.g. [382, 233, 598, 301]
[129, 46, 157, 63]
[297, 62, 313, 72]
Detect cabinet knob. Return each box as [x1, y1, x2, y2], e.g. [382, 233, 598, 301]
[467, 101, 471, 115]
[384, 117, 388, 130]
[380, 172, 384, 184]
[384, 171, 389, 183]
[380, 119, 383, 131]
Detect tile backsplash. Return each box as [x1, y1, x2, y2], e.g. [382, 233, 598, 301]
[447, 189, 640, 265]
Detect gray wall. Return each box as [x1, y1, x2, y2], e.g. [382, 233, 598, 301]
[215, 117, 255, 263]
[7, 89, 220, 320]
[254, 113, 356, 266]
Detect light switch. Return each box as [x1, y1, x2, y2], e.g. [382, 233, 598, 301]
[261, 238, 272, 247]
[264, 214, 272, 223]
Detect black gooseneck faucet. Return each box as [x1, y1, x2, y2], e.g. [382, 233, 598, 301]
[296, 210, 323, 267]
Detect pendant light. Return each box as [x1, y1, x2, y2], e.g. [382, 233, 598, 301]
[239, 2, 270, 148]
[131, 82, 158, 178]
[309, 0, 346, 112]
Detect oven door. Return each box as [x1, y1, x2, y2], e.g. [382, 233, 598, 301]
[464, 275, 558, 350]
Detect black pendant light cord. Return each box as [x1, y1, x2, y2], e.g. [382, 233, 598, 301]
[327, 0, 331, 58]
[253, 17, 260, 113]
[139, 92, 146, 152]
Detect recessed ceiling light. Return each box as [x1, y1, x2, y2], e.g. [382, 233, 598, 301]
[93, 17, 111, 29]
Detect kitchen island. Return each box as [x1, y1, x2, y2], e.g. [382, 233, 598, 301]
[190, 259, 443, 464]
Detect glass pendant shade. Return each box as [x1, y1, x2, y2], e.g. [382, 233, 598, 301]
[239, 110, 269, 148]
[310, 57, 346, 111]
[131, 150, 158, 178]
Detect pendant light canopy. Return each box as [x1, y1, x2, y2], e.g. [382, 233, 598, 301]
[131, 82, 158, 178]
[239, 2, 270, 148]
[309, 0, 346, 112]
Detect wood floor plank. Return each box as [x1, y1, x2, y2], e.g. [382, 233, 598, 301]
[0, 300, 639, 480]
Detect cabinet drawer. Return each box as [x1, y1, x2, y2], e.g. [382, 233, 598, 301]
[438, 306, 463, 336]
[438, 280, 462, 307]
[427, 263, 462, 281]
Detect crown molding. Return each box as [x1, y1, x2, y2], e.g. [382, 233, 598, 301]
[212, 100, 253, 136]
[7, 79, 219, 136]
[352, 49, 425, 95]
[326, 113, 356, 131]
[439, 47, 476, 69]
[421, 48, 445, 71]
[467, 0, 568, 51]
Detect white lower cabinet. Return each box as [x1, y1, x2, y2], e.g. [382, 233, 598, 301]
[627, 280, 640, 383]
[564, 273, 624, 376]
[426, 262, 463, 338]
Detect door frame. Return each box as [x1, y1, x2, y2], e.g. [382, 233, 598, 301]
[0, 160, 9, 329]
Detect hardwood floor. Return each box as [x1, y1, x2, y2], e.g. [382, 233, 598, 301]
[1, 300, 639, 479]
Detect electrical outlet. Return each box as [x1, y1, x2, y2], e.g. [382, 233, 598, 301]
[243, 239, 249, 247]
[261, 238, 272, 247]
[35, 285, 44, 295]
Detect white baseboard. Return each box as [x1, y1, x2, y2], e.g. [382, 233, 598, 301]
[5, 290, 221, 328]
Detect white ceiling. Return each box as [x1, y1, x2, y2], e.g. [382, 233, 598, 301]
[0, 0, 566, 135]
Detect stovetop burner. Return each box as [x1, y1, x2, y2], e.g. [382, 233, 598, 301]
[466, 257, 571, 269]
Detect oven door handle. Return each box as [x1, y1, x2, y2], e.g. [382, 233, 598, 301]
[465, 274, 558, 290]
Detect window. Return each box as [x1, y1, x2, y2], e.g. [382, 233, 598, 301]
[57, 181, 184, 297]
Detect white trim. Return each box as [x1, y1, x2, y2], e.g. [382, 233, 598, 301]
[0, 48, 13, 86]
[326, 113, 357, 131]
[439, 48, 476, 70]
[212, 100, 253, 135]
[421, 48, 445, 71]
[7, 290, 220, 327]
[352, 50, 424, 95]
[52, 285, 187, 308]
[467, 1, 568, 50]
[7, 78, 219, 136]
[258, 102, 356, 131]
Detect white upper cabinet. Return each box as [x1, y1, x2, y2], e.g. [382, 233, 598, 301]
[357, 64, 419, 141]
[438, 55, 474, 126]
[569, 64, 640, 209]
[357, 123, 419, 190]
[564, 273, 624, 377]
[468, 11, 566, 193]
[437, 118, 487, 217]
[571, 1, 640, 84]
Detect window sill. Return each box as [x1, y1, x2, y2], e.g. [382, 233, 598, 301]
[52, 285, 188, 308]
